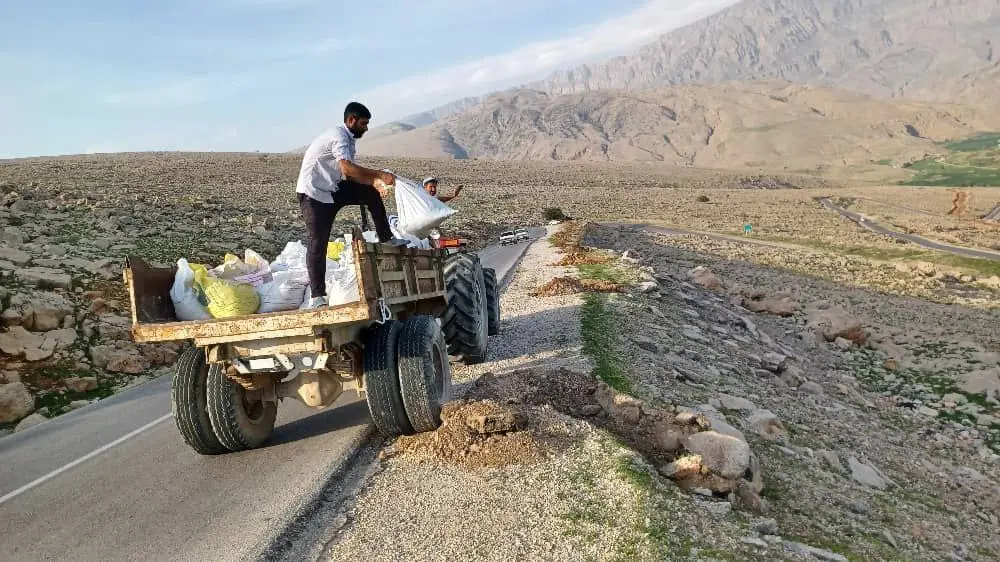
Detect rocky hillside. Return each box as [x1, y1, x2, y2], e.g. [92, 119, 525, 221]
[359, 80, 1000, 170]
[532, 0, 1000, 101]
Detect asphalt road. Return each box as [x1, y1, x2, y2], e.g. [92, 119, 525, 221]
[817, 197, 1000, 262]
[0, 231, 541, 562]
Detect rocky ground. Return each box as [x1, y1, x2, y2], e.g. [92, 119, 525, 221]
[315, 220, 999, 561]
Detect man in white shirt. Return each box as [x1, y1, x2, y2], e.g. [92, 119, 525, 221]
[296, 101, 407, 308]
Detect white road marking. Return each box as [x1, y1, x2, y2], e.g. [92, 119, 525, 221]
[0, 413, 174, 506]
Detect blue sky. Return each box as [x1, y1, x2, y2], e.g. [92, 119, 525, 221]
[0, 0, 737, 158]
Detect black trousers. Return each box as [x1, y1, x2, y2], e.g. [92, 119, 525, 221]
[298, 181, 393, 297]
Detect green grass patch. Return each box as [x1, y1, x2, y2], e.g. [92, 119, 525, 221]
[898, 133, 1000, 186]
[942, 132, 1000, 152]
[577, 262, 637, 285]
[580, 292, 631, 393]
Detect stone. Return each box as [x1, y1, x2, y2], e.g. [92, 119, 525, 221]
[675, 411, 712, 430]
[105, 351, 151, 374]
[798, 381, 824, 395]
[685, 431, 751, 479]
[593, 383, 644, 425]
[942, 393, 969, 406]
[741, 537, 768, 549]
[848, 457, 893, 490]
[636, 281, 659, 294]
[785, 542, 849, 562]
[13, 412, 47, 432]
[761, 352, 788, 373]
[631, 335, 660, 353]
[63, 376, 99, 393]
[742, 296, 799, 317]
[754, 518, 779, 535]
[731, 479, 766, 514]
[819, 450, 845, 473]
[0, 382, 36, 423]
[579, 404, 602, 417]
[13, 267, 73, 289]
[3, 291, 75, 331]
[0, 326, 74, 361]
[693, 405, 746, 442]
[780, 365, 805, 387]
[0, 246, 30, 266]
[748, 410, 787, 441]
[687, 266, 723, 291]
[807, 307, 867, 346]
[653, 422, 686, 452]
[834, 337, 853, 350]
[717, 394, 757, 413]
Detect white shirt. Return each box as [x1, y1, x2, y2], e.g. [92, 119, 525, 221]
[295, 124, 356, 204]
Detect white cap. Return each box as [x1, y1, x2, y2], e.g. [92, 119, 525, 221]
[422, 177, 437, 185]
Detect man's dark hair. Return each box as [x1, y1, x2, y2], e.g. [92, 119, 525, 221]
[344, 101, 371, 122]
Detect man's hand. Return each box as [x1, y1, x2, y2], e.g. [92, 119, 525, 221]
[377, 171, 396, 187]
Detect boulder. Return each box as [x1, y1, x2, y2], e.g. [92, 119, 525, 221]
[807, 306, 867, 346]
[0, 382, 35, 423]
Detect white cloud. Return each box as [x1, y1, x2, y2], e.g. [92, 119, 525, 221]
[352, 0, 739, 121]
[101, 74, 255, 107]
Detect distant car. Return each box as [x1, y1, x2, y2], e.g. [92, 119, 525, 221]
[514, 228, 529, 242]
[499, 230, 517, 246]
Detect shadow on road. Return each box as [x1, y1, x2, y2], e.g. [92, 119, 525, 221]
[261, 400, 371, 449]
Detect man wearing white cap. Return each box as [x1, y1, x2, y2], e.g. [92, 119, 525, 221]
[422, 177, 462, 203]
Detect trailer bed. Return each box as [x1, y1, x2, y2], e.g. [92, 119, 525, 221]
[123, 235, 448, 345]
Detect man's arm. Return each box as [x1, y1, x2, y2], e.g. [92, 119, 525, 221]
[339, 159, 394, 188]
[436, 185, 463, 203]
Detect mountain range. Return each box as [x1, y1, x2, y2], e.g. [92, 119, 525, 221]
[313, 0, 1000, 171]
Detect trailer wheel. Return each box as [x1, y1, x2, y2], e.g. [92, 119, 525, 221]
[363, 320, 414, 437]
[397, 314, 452, 432]
[171, 347, 229, 455]
[441, 253, 489, 365]
[206, 362, 277, 451]
[482, 267, 500, 336]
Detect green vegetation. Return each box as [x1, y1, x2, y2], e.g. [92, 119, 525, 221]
[580, 293, 631, 393]
[899, 132, 1000, 186]
[543, 207, 569, 221]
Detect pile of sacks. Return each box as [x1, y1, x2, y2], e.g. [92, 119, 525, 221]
[168, 174, 456, 321]
[169, 239, 356, 321]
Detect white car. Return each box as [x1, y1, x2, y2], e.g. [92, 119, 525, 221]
[499, 231, 518, 246]
[514, 228, 529, 242]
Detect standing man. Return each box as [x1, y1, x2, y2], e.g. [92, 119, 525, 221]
[422, 177, 463, 203]
[296, 101, 407, 309]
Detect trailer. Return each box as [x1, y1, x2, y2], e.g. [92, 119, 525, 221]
[123, 228, 499, 455]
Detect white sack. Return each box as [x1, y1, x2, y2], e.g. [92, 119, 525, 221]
[170, 258, 211, 321]
[392, 175, 456, 239]
[257, 269, 309, 313]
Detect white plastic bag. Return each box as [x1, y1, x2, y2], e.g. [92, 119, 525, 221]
[170, 258, 212, 321]
[393, 175, 456, 239]
[298, 257, 361, 308]
[257, 269, 309, 313]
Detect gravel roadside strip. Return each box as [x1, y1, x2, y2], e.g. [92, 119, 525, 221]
[316, 226, 648, 562]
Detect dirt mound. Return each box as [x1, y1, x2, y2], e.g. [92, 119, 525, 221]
[384, 400, 551, 470]
[552, 250, 613, 266]
[530, 277, 622, 297]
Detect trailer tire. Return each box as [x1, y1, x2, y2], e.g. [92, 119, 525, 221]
[441, 253, 488, 365]
[397, 314, 452, 432]
[171, 347, 229, 455]
[206, 362, 277, 451]
[482, 267, 500, 336]
[363, 320, 414, 437]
